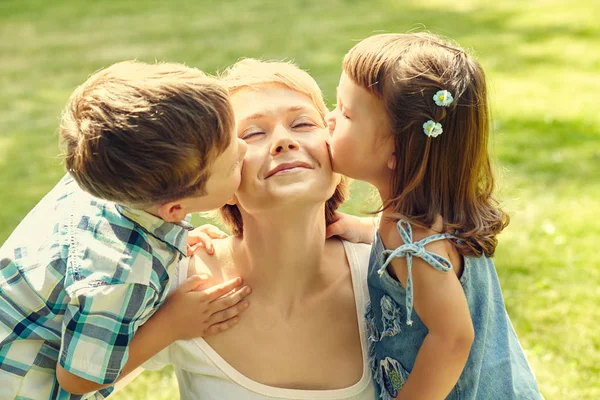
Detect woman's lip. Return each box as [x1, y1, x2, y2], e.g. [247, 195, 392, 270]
[270, 166, 310, 176]
[265, 161, 313, 178]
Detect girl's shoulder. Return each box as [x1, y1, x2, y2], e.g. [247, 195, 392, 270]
[378, 217, 462, 277]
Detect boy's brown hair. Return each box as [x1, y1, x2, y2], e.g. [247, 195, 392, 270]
[217, 59, 348, 237]
[60, 60, 234, 208]
[343, 33, 509, 257]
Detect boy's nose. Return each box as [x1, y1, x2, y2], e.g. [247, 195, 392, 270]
[238, 138, 248, 158]
[325, 112, 336, 134]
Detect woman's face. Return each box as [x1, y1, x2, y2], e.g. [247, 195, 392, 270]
[230, 84, 338, 213]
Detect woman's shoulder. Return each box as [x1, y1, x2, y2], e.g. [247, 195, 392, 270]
[341, 240, 372, 268]
[325, 239, 371, 294]
[325, 238, 371, 265]
[187, 238, 234, 285]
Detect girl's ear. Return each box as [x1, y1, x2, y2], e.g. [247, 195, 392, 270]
[387, 152, 396, 170]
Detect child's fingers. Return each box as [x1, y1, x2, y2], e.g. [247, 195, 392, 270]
[187, 234, 203, 248]
[187, 243, 203, 256]
[325, 221, 344, 239]
[208, 299, 250, 326]
[198, 224, 229, 239]
[331, 211, 343, 222]
[191, 232, 214, 254]
[203, 316, 240, 337]
[200, 277, 244, 302]
[179, 274, 209, 292]
[205, 228, 228, 239]
[210, 286, 251, 310]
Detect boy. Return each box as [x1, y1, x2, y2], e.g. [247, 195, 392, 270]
[0, 60, 249, 399]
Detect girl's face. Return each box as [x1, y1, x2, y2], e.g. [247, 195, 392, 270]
[230, 84, 338, 214]
[326, 72, 394, 188]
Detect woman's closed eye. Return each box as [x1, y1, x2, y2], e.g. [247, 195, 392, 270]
[292, 122, 316, 129]
[241, 130, 265, 141]
[291, 118, 319, 130]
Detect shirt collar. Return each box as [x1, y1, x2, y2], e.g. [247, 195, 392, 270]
[116, 205, 193, 257]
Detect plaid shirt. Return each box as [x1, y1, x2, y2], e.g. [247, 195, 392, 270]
[0, 174, 192, 399]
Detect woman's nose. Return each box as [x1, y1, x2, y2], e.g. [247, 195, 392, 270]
[270, 137, 299, 155]
[270, 128, 299, 155]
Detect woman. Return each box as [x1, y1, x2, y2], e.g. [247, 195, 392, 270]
[143, 59, 375, 400]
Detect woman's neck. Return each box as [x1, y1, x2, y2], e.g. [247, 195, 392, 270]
[231, 204, 329, 308]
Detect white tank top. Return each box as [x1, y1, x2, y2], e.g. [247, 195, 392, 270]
[144, 240, 375, 400]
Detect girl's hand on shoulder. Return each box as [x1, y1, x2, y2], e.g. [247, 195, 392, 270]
[326, 211, 377, 244]
[162, 274, 251, 339]
[187, 224, 229, 256]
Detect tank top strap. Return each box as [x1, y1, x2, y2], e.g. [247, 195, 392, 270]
[377, 219, 454, 326]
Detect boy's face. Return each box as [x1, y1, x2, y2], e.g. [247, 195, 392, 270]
[184, 128, 247, 213]
[326, 72, 394, 187]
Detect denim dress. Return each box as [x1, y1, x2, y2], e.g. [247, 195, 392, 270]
[366, 220, 542, 400]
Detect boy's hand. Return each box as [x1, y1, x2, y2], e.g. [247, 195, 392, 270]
[187, 224, 229, 256]
[162, 275, 251, 339]
[326, 211, 377, 244]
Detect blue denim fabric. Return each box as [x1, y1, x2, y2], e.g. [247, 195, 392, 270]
[366, 220, 542, 400]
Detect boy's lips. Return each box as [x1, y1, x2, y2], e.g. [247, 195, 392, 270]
[265, 161, 313, 178]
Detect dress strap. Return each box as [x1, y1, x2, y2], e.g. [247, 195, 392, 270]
[377, 219, 454, 326]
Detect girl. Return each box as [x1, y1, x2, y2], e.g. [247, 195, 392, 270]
[326, 33, 542, 399]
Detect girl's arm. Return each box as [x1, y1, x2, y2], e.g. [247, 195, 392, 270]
[391, 249, 474, 399]
[326, 211, 378, 244]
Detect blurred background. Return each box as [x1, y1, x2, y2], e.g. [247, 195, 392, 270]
[1, 0, 598, 398]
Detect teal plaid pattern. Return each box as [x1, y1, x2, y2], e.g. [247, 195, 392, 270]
[0, 174, 192, 399]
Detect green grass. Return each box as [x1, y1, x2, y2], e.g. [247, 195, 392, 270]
[1, 0, 598, 398]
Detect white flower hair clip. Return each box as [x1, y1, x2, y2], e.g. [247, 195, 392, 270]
[423, 120, 443, 138]
[433, 90, 454, 107]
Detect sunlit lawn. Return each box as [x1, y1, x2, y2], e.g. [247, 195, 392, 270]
[1, 0, 598, 399]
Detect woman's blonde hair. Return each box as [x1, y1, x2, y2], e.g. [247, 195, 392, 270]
[344, 33, 509, 257]
[218, 59, 348, 237]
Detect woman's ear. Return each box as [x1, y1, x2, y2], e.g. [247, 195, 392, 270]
[226, 194, 239, 206]
[333, 172, 342, 186]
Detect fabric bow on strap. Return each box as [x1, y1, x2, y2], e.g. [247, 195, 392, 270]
[378, 220, 454, 326]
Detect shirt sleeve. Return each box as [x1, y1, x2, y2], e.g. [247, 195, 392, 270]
[60, 282, 160, 384]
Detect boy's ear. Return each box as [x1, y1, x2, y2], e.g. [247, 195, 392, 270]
[157, 200, 188, 223]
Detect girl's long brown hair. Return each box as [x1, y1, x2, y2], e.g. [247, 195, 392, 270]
[343, 33, 509, 257]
